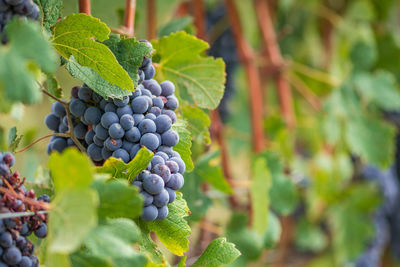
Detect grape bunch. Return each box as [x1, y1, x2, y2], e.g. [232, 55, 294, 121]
[0, 152, 49, 267]
[0, 0, 40, 36]
[45, 52, 185, 221]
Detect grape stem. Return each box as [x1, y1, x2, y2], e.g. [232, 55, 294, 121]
[41, 89, 87, 153]
[123, 0, 136, 37]
[146, 0, 156, 40]
[0, 183, 50, 210]
[79, 0, 91, 15]
[16, 133, 69, 154]
[0, 210, 48, 219]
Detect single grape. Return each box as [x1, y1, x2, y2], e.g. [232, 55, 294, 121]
[153, 189, 169, 207]
[3, 246, 21, 265]
[101, 147, 113, 160]
[125, 127, 141, 143]
[104, 103, 117, 113]
[51, 101, 66, 118]
[109, 123, 125, 139]
[171, 150, 180, 158]
[140, 133, 160, 151]
[137, 170, 151, 182]
[143, 79, 161, 96]
[166, 188, 176, 203]
[78, 85, 92, 101]
[67, 138, 75, 147]
[44, 113, 60, 131]
[152, 164, 171, 183]
[58, 122, 69, 133]
[20, 223, 30, 236]
[131, 96, 149, 114]
[99, 99, 108, 110]
[161, 130, 179, 146]
[132, 87, 142, 99]
[165, 96, 179, 110]
[143, 96, 153, 111]
[94, 124, 109, 140]
[74, 123, 87, 140]
[157, 206, 169, 220]
[140, 191, 153, 206]
[129, 144, 141, 159]
[141, 205, 158, 221]
[170, 157, 186, 174]
[144, 65, 155, 80]
[160, 81, 175, 97]
[71, 86, 80, 98]
[132, 181, 143, 192]
[162, 109, 177, 123]
[87, 144, 103, 161]
[15, 236, 26, 249]
[155, 152, 169, 161]
[104, 137, 122, 151]
[120, 114, 135, 130]
[157, 145, 173, 156]
[2, 153, 15, 167]
[151, 155, 165, 167]
[112, 149, 130, 163]
[150, 106, 162, 116]
[152, 97, 164, 109]
[84, 107, 102, 125]
[122, 140, 134, 151]
[18, 256, 32, 267]
[133, 114, 145, 126]
[166, 173, 184, 190]
[155, 114, 172, 134]
[52, 138, 67, 153]
[113, 96, 130, 107]
[69, 98, 86, 117]
[116, 105, 133, 117]
[138, 119, 156, 134]
[93, 135, 105, 147]
[145, 113, 156, 121]
[141, 57, 151, 68]
[165, 160, 179, 174]
[141, 88, 152, 97]
[143, 174, 164, 195]
[101, 112, 119, 129]
[85, 129, 95, 145]
[0, 232, 12, 248]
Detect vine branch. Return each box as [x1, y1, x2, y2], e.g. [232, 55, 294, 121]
[146, 0, 156, 40]
[123, 0, 136, 37]
[78, 0, 91, 15]
[16, 133, 69, 153]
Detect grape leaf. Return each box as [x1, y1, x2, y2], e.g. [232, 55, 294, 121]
[7, 126, 22, 152]
[144, 192, 191, 256]
[48, 189, 98, 253]
[52, 14, 134, 92]
[250, 157, 271, 234]
[83, 219, 147, 267]
[66, 57, 132, 99]
[263, 212, 282, 248]
[172, 119, 194, 171]
[49, 148, 94, 192]
[35, 0, 63, 31]
[182, 105, 211, 144]
[92, 178, 143, 219]
[46, 73, 62, 98]
[194, 151, 232, 194]
[0, 19, 57, 106]
[96, 148, 153, 182]
[193, 238, 241, 267]
[70, 253, 113, 267]
[177, 256, 187, 267]
[137, 222, 166, 265]
[104, 34, 153, 86]
[153, 31, 225, 109]
[158, 16, 194, 37]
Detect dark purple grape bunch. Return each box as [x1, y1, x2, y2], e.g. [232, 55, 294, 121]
[0, 152, 48, 267]
[0, 0, 40, 39]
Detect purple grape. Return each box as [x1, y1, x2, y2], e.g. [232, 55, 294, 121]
[125, 127, 141, 143]
[140, 133, 160, 151]
[157, 206, 169, 220]
[120, 114, 135, 130]
[112, 149, 130, 163]
[160, 81, 175, 97]
[153, 189, 169, 207]
[141, 205, 158, 221]
[161, 130, 179, 146]
[104, 137, 122, 151]
[143, 174, 164, 195]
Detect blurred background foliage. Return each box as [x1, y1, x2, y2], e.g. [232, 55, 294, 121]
[2, 0, 400, 266]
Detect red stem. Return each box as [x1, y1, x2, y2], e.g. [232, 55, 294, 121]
[147, 0, 156, 40]
[254, 0, 295, 129]
[79, 0, 91, 15]
[124, 0, 136, 37]
[193, 0, 207, 40]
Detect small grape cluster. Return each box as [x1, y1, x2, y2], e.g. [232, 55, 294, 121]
[0, 0, 39, 35]
[0, 152, 48, 267]
[45, 51, 185, 221]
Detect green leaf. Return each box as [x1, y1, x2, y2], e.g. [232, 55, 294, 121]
[153, 31, 225, 109]
[144, 192, 191, 256]
[0, 19, 57, 105]
[45, 73, 62, 98]
[46, 253, 71, 267]
[172, 119, 193, 171]
[70, 253, 113, 267]
[49, 148, 94, 192]
[158, 16, 194, 37]
[182, 105, 211, 144]
[66, 57, 132, 99]
[195, 151, 232, 194]
[353, 71, 400, 110]
[137, 223, 166, 265]
[36, 0, 63, 31]
[52, 14, 133, 92]
[7, 126, 22, 152]
[96, 148, 153, 182]
[48, 189, 98, 253]
[104, 35, 153, 86]
[250, 157, 271, 234]
[263, 212, 281, 249]
[346, 114, 395, 167]
[193, 238, 241, 267]
[92, 178, 143, 219]
[294, 218, 327, 252]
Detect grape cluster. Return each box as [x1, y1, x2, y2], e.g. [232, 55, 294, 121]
[0, 152, 48, 267]
[137, 41, 156, 84]
[0, 0, 39, 36]
[45, 52, 185, 221]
